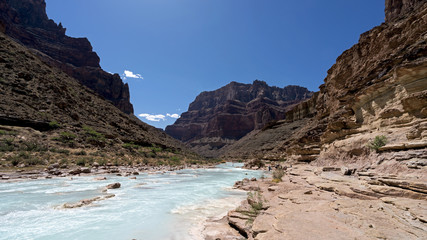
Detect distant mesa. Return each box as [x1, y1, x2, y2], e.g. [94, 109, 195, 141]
[0, 0, 133, 114]
[165, 80, 313, 157]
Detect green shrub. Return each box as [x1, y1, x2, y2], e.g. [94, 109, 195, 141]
[83, 125, 104, 138]
[4, 138, 14, 145]
[168, 156, 181, 166]
[49, 121, 61, 129]
[272, 169, 284, 182]
[0, 139, 15, 152]
[89, 151, 106, 157]
[367, 135, 387, 152]
[60, 159, 68, 166]
[22, 141, 48, 152]
[145, 152, 156, 158]
[17, 151, 30, 159]
[74, 150, 87, 156]
[237, 191, 266, 224]
[97, 159, 107, 166]
[123, 142, 139, 150]
[83, 125, 105, 146]
[56, 131, 76, 143]
[24, 158, 44, 166]
[247, 159, 265, 169]
[54, 149, 70, 155]
[150, 145, 163, 153]
[7, 152, 38, 166]
[0, 130, 17, 136]
[10, 157, 20, 166]
[76, 158, 86, 166]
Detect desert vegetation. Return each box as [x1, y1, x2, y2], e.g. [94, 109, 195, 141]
[0, 124, 207, 170]
[367, 135, 387, 152]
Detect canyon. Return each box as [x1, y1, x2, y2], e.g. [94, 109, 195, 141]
[223, 0, 427, 171]
[166, 81, 312, 157]
[206, 0, 427, 239]
[0, 0, 425, 239]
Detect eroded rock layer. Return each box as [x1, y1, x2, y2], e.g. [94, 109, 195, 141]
[165, 81, 313, 157]
[0, 0, 133, 114]
[223, 0, 427, 172]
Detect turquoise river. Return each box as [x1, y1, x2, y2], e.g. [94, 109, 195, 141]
[0, 163, 263, 240]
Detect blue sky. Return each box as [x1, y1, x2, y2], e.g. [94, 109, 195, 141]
[45, 0, 384, 129]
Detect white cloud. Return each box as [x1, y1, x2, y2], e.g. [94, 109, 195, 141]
[122, 70, 143, 80]
[138, 113, 166, 122]
[167, 113, 181, 119]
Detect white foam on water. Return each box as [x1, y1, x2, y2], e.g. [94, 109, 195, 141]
[0, 163, 263, 240]
[171, 194, 246, 240]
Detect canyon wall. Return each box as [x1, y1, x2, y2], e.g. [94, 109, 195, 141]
[224, 0, 427, 173]
[166, 81, 313, 157]
[0, 0, 133, 114]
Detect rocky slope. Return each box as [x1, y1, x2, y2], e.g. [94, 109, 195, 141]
[0, 0, 133, 114]
[0, 30, 201, 170]
[224, 0, 427, 173]
[165, 81, 313, 157]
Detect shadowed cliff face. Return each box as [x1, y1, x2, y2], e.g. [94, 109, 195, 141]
[166, 81, 313, 157]
[223, 0, 427, 172]
[0, 0, 133, 114]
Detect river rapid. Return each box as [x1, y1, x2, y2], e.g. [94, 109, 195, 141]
[0, 163, 263, 240]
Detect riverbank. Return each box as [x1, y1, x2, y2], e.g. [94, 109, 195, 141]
[204, 164, 427, 239]
[0, 162, 220, 181]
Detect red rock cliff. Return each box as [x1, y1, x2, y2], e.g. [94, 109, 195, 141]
[166, 80, 313, 157]
[0, 0, 133, 114]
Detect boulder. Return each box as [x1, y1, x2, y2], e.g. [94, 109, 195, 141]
[106, 183, 121, 189]
[48, 163, 59, 169]
[80, 167, 91, 174]
[341, 167, 356, 176]
[69, 168, 81, 175]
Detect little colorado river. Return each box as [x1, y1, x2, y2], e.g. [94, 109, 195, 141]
[0, 163, 263, 240]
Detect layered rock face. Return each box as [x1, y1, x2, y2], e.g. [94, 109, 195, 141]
[224, 0, 427, 172]
[166, 80, 313, 157]
[0, 0, 133, 114]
